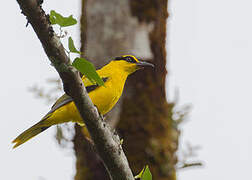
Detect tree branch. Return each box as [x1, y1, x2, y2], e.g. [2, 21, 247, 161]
[16, 1, 134, 179]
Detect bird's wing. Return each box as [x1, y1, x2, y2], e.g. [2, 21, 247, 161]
[45, 77, 109, 116]
[49, 94, 73, 114]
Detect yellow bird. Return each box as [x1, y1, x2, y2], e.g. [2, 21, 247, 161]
[12, 55, 153, 148]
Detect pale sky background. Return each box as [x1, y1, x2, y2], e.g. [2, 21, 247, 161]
[0, 0, 251, 180]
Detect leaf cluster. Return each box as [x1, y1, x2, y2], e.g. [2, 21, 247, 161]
[49, 10, 104, 86]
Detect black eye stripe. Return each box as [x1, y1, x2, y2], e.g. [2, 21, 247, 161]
[114, 57, 123, 60]
[114, 56, 137, 63]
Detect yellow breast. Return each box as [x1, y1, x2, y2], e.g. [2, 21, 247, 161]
[89, 78, 122, 115]
[47, 64, 129, 126]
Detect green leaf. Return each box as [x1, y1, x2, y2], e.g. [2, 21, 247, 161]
[120, 139, 124, 145]
[68, 37, 81, 54]
[50, 10, 77, 27]
[135, 166, 152, 180]
[72, 57, 104, 86]
[141, 166, 152, 180]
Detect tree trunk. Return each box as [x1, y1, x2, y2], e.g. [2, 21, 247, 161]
[73, 0, 179, 179]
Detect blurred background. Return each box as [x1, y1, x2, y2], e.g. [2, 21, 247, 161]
[1, 0, 251, 179]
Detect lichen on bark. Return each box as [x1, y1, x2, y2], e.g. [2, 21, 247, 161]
[117, 0, 179, 179]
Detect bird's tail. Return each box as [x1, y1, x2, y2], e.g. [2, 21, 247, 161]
[12, 119, 50, 149]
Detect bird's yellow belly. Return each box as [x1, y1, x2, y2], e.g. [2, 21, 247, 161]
[47, 84, 121, 126]
[89, 86, 120, 115]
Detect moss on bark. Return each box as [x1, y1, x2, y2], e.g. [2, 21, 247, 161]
[117, 0, 179, 179]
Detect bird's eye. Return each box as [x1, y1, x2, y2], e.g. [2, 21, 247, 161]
[125, 56, 136, 63]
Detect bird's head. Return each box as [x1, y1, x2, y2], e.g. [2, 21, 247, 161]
[111, 55, 154, 74]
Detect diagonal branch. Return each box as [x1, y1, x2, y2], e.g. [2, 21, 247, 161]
[16, 0, 134, 179]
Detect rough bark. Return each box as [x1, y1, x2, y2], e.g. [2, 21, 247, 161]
[74, 0, 179, 180]
[117, 1, 179, 179]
